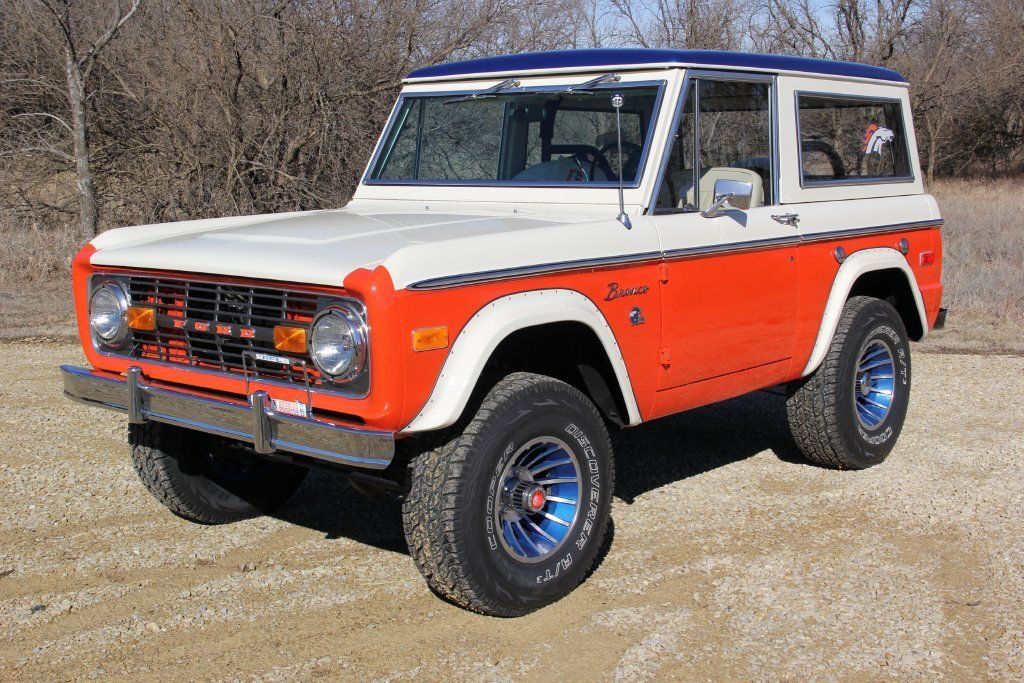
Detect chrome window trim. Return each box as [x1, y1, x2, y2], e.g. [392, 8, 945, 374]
[87, 273, 372, 400]
[362, 80, 668, 189]
[770, 75, 781, 205]
[407, 218, 942, 290]
[794, 90, 916, 189]
[646, 69, 779, 214]
[644, 70, 691, 212]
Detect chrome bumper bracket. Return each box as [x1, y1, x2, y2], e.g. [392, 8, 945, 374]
[60, 364, 395, 470]
[126, 366, 145, 424]
[250, 390, 274, 454]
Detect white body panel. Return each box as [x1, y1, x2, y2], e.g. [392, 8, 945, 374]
[89, 202, 632, 288]
[776, 76, 924, 204]
[790, 195, 940, 238]
[403, 289, 642, 432]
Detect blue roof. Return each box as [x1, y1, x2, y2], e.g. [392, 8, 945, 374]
[407, 48, 906, 83]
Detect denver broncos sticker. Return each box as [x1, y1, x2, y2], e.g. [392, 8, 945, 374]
[862, 123, 895, 155]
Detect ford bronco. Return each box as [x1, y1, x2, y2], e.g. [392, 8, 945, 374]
[62, 48, 945, 616]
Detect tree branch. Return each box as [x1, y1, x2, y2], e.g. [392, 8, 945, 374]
[81, 0, 142, 76]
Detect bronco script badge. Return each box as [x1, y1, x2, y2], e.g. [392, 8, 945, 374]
[605, 282, 650, 301]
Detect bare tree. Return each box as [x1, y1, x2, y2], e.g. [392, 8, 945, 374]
[2, 0, 1023, 248]
[604, 0, 753, 49]
[36, 0, 140, 240]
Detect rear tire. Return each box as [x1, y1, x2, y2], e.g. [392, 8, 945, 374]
[402, 372, 614, 616]
[786, 296, 911, 469]
[129, 422, 307, 524]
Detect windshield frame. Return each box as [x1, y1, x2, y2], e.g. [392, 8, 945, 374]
[361, 79, 668, 189]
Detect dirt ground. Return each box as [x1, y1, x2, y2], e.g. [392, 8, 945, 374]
[1, 341, 1022, 681]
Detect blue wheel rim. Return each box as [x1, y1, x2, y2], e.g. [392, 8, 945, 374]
[494, 437, 581, 563]
[854, 339, 895, 429]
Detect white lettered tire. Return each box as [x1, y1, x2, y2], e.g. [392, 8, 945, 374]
[786, 296, 912, 469]
[402, 372, 614, 616]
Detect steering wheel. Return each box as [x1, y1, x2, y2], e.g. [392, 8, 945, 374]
[598, 140, 644, 180]
[567, 145, 615, 181]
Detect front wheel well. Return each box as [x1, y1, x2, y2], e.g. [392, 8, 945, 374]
[847, 268, 924, 340]
[476, 322, 630, 427]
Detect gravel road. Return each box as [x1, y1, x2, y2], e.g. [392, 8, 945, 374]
[1, 341, 1021, 681]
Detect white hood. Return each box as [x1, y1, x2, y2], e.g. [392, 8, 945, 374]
[89, 200, 659, 290]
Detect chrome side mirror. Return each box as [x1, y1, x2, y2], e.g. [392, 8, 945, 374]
[701, 178, 753, 218]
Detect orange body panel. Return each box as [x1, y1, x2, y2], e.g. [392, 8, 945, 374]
[658, 245, 798, 390]
[74, 224, 942, 434]
[790, 226, 943, 374]
[75, 253, 406, 429]
[389, 263, 665, 427]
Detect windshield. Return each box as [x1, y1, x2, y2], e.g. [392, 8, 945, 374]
[367, 85, 662, 185]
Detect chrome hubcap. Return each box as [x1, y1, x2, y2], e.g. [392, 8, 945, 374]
[853, 339, 895, 429]
[494, 437, 581, 563]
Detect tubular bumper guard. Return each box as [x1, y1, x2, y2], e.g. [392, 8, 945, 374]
[60, 365, 395, 469]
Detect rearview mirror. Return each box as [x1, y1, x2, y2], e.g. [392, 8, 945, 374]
[701, 178, 754, 218]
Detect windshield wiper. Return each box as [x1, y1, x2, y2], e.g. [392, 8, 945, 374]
[442, 72, 622, 105]
[555, 73, 621, 95]
[443, 78, 520, 105]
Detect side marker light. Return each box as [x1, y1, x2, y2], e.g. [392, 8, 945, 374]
[412, 326, 449, 352]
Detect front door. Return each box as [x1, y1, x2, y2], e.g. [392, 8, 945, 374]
[652, 73, 798, 391]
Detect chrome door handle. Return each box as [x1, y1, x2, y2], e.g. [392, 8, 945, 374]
[771, 213, 800, 227]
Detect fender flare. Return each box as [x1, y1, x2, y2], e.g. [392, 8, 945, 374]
[802, 247, 927, 377]
[402, 289, 642, 433]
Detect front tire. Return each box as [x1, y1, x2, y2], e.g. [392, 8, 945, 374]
[402, 372, 614, 616]
[786, 296, 912, 469]
[129, 422, 307, 524]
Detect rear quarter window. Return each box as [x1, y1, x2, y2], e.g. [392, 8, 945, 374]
[797, 94, 912, 185]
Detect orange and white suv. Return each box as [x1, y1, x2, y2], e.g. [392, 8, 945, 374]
[62, 48, 945, 616]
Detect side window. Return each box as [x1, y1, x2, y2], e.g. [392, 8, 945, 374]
[797, 94, 911, 184]
[655, 78, 773, 212]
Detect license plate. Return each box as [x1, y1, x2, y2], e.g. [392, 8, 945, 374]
[271, 398, 309, 418]
[252, 352, 293, 365]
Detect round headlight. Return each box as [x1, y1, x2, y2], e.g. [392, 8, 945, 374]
[89, 282, 129, 345]
[309, 306, 367, 381]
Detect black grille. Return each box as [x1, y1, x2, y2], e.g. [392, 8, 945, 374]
[121, 275, 322, 385]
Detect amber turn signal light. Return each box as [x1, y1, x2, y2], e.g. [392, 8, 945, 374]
[412, 326, 449, 352]
[273, 325, 307, 353]
[125, 306, 156, 331]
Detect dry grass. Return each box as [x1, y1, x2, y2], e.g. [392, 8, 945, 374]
[930, 177, 1024, 324]
[918, 177, 1024, 353]
[0, 219, 79, 340]
[0, 179, 1021, 348]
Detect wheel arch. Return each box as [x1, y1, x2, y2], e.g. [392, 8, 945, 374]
[402, 289, 641, 433]
[802, 248, 927, 377]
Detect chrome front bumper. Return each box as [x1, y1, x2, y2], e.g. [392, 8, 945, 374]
[60, 365, 395, 469]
